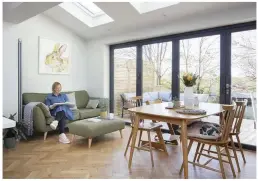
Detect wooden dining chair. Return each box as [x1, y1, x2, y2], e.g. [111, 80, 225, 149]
[199, 100, 248, 172]
[121, 96, 142, 117]
[145, 100, 179, 144]
[179, 105, 236, 179]
[229, 100, 248, 170]
[124, 102, 168, 167]
[127, 96, 143, 107]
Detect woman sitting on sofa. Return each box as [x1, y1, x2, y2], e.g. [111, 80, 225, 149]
[45, 82, 73, 144]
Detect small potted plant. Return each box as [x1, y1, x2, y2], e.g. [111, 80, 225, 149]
[172, 96, 180, 108]
[3, 113, 27, 149]
[99, 99, 108, 118]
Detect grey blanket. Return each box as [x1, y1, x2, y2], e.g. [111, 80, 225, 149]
[22, 102, 50, 136]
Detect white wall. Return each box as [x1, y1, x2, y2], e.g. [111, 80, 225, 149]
[3, 14, 87, 117]
[85, 5, 256, 98]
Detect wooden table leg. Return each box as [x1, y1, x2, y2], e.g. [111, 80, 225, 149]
[155, 128, 168, 154]
[181, 120, 188, 179]
[128, 114, 140, 169]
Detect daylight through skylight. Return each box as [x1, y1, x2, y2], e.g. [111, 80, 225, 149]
[74, 2, 105, 17]
[130, 2, 180, 14]
[59, 2, 113, 27]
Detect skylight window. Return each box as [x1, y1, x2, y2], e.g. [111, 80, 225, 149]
[130, 2, 180, 14]
[74, 2, 105, 17]
[59, 2, 113, 27]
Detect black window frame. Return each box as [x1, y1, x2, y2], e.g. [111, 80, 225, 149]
[109, 21, 256, 150]
[110, 21, 255, 110]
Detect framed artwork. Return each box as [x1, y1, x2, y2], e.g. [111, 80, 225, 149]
[38, 37, 71, 74]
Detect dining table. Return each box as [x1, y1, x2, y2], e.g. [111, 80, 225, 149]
[127, 102, 224, 179]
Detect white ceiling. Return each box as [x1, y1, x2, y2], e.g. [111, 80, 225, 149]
[3, 2, 60, 23]
[44, 2, 256, 40]
[3, 2, 256, 41]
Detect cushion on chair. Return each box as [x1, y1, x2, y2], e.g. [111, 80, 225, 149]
[143, 92, 159, 102]
[159, 91, 172, 102]
[178, 121, 221, 140]
[122, 93, 136, 101]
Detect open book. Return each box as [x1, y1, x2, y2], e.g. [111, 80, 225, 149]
[49, 102, 75, 109]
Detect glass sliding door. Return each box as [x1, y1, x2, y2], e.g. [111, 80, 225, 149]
[114, 47, 136, 116]
[180, 35, 220, 103]
[110, 21, 256, 150]
[231, 30, 256, 146]
[142, 42, 172, 103]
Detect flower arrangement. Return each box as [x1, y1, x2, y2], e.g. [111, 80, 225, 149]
[181, 73, 198, 87]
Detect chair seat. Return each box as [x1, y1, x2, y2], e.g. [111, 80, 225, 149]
[188, 136, 230, 145]
[131, 122, 162, 130]
[123, 102, 135, 109]
[178, 121, 221, 140]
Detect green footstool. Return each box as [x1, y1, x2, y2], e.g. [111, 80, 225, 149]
[67, 118, 125, 148]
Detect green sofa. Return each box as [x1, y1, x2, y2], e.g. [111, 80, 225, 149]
[22, 90, 109, 139]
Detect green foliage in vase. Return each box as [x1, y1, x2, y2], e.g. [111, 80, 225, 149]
[181, 72, 198, 87]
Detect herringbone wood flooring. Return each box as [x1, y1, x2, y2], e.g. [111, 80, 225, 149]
[3, 126, 256, 179]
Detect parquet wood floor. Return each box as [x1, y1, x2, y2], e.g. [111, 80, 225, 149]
[3, 126, 256, 179]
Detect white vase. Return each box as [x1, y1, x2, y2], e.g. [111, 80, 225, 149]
[184, 86, 194, 108]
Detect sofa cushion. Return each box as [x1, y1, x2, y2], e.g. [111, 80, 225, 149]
[23, 93, 49, 105]
[86, 100, 99, 109]
[79, 108, 101, 119]
[74, 90, 89, 109]
[66, 92, 78, 110]
[159, 91, 171, 102]
[143, 92, 159, 102]
[23, 90, 89, 109]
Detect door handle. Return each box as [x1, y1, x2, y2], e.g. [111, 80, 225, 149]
[226, 84, 231, 89]
[226, 84, 231, 95]
[137, 73, 141, 79]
